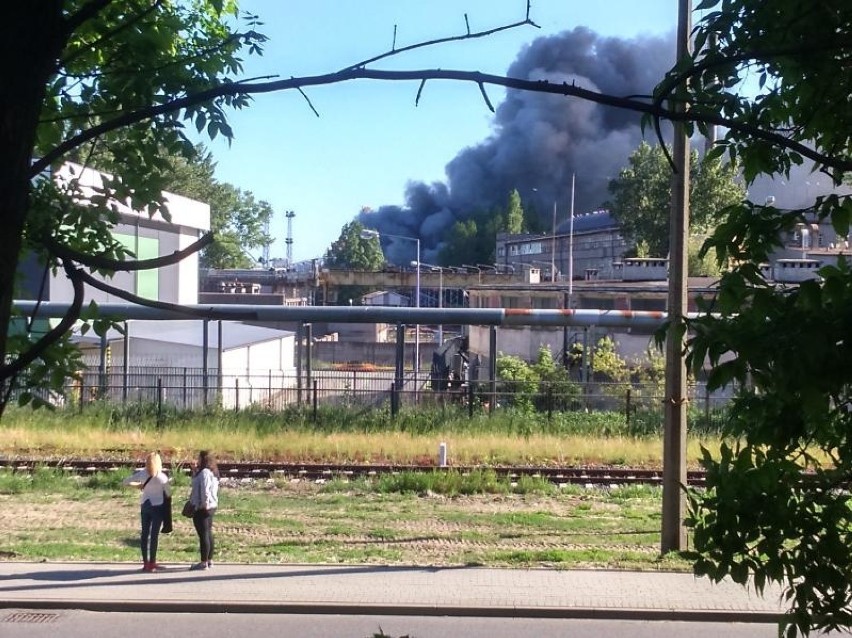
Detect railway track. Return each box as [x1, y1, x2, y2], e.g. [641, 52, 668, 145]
[0, 458, 707, 487]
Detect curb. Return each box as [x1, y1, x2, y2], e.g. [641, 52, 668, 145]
[0, 599, 785, 624]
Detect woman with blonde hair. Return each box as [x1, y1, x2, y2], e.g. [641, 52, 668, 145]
[124, 451, 171, 572]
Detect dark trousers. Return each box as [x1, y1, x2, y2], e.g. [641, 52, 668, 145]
[140, 500, 164, 563]
[192, 508, 215, 562]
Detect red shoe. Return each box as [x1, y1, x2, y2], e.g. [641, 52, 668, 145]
[149, 562, 163, 571]
[142, 562, 154, 572]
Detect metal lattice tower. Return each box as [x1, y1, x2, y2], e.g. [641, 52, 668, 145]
[262, 216, 271, 266]
[285, 210, 295, 268]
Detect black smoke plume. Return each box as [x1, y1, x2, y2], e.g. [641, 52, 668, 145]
[358, 27, 675, 264]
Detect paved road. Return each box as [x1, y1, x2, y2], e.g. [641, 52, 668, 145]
[0, 610, 808, 638]
[0, 561, 786, 623]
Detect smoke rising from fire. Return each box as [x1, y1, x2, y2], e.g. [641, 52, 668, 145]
[357, 27, 675, 264]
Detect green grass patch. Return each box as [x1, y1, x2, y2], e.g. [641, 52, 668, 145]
[373, 469, 558, 496]
[0, 472, 688, 570]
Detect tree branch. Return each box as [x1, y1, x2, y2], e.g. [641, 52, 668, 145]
[32, 68, 852, 178]
[339, 15, 539, 73]
[41, 232, 214, 272]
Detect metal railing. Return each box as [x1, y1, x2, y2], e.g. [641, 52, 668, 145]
[31, 364, 731, 435]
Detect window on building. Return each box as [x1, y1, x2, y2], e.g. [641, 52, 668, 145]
[116, 233, 159, 300]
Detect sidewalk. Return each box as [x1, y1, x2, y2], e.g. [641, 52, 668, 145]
[0, 562, 786, 623]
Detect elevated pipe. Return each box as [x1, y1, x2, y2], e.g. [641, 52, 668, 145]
[13, 301, 675, 329]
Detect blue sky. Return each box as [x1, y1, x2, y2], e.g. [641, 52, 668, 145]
[206, 1, 678, 263]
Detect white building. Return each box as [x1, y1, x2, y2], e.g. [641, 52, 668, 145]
[20, 162, 210, 306]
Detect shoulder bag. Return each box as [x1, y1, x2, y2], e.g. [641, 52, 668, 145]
[181, 499, 195, 518]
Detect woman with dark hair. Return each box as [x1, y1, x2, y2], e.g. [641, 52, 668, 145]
[188, 450, 219, 571]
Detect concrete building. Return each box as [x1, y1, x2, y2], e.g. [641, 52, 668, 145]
[496, 210, 627, 283]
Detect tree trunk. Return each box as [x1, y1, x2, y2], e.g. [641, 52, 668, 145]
[0, 4, 65, 376]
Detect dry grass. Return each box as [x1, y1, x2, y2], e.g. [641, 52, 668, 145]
[0, 425, 717, 468]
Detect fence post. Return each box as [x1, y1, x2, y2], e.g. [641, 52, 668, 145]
[390, 382, 398, 419]
[202, 320, 209, 408]
[296, 322, 304, 406]
[122, 321, 129, 404]
[312, 379, 318, 421]
[98, 333, 108, 400]
[235, 378, 240, 412]
[217, 321, 224, 407]
[489, 326, 497, 416]
[467, 379, 474, 419]
[156, 378, 163, 429]
[547, 384, 553, 420]
[626, 388, 632, 426]
[305, 323, 313, 402]
[79, 376, 85, 413]
[394, 323, 405, 401]
[182, 368, 188, 410]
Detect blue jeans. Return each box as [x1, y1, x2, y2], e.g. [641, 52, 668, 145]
[140, 500, 165, 563]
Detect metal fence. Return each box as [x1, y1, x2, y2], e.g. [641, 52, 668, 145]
[49, 363, 732, 433]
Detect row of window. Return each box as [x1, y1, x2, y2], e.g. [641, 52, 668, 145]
[498, 236, 622, 258]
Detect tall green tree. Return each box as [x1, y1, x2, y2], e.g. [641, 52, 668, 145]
[438, 208, 501, 267]
[438, 219, 480, 266]
[504, 189, 525, 234]
[607, 141, 745, 256]
[323, 221, 385, 304]
[324, 221, 385, 271]
[523, 201, 546, 234]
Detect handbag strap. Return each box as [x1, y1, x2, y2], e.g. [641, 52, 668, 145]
[142, 475, 152, 489]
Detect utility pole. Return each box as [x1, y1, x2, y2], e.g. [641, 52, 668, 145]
[568, 173, 575, 304]
[550, 200, 557, 282]
[661, 0, 692, 554]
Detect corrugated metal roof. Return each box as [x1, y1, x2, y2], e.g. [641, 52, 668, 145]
[556, 210, 616, 234]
